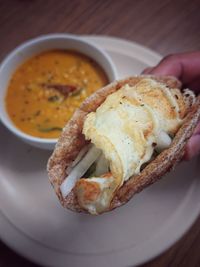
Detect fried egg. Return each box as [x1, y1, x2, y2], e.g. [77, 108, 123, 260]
[61, 78, 187, 214]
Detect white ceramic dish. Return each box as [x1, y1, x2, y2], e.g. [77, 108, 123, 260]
[0, 36, 200, 267]
[0, 34, 117, 150]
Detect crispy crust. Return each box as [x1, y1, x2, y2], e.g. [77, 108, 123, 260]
[47, 75, 200, 213]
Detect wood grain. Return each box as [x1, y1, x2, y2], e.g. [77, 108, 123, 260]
[0, 0, 200, 266]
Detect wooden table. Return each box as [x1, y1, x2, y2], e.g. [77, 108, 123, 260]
[0, 0, 200, 266]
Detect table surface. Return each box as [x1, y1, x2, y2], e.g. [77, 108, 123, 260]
[0, 0, 200, 266]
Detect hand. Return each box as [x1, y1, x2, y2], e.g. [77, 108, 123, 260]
[142, 51, 200, 160]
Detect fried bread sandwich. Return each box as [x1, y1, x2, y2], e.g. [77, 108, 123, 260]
[47, 76, 200, 215]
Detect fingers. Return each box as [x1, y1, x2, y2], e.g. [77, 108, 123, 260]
[142, 67, 154, 74]
[142, 51, 200, 160]
[184, 134, 200, 160]
[145, 55, 182, 77]
[142, 51, 200, 93]
[186, 77, 200, 92]
[193, 122, 200, 135]
[184, 123, 200, 160]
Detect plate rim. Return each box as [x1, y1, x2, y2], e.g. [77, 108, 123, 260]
[1, 35, 199, 267]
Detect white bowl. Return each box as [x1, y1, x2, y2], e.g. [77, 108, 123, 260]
[0, 34, 118, 150]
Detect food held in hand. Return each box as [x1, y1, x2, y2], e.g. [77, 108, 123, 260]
[47, 76, 200, 215]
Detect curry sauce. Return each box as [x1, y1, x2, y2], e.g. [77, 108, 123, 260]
[6, 50, 108, 138]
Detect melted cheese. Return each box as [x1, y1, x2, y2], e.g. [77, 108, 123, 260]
[71, 78, 186, 214]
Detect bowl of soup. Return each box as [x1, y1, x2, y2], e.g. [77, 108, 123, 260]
[0, 34, 117, 149]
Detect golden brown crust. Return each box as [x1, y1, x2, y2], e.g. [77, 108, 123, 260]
[47, 75, 200, 214]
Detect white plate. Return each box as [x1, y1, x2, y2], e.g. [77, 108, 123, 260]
[0, 36, 200, 267]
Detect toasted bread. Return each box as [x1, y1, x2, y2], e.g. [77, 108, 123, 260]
[47, 76, 200, 213]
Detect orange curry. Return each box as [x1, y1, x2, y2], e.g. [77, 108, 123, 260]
[6, 50, 108, 138]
